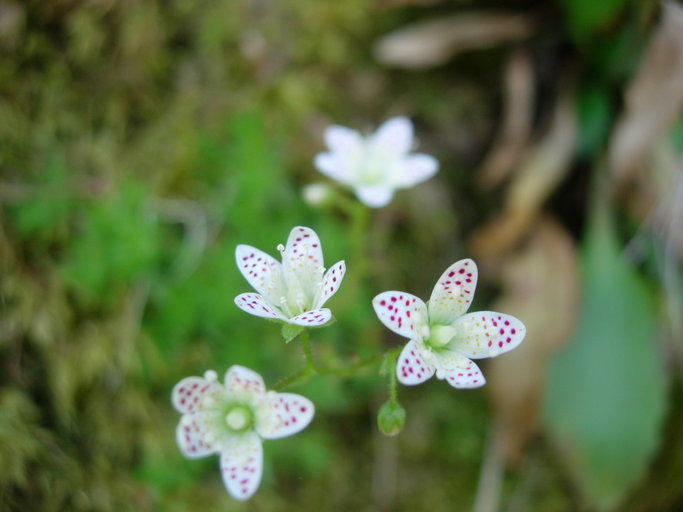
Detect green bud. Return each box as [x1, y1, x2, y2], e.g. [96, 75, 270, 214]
[377, 400, 406, 436]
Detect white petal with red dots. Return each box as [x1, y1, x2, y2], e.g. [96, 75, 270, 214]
[373, 291, 428, 339]
[235, 245, 286, 305]
[443, 358, 486, 389]
[288, 308, 331, 327]
[428, 259, 478, 325]
[452, 311, 526, 359]
[176, 411, 220, 458]
[396, 340, 436, 385]
[314, 260, 346, 308]
[283, 226, 325, 301]
[172, 376, 225, 415]
[224, 365, 267, 401]
[221, 433, 263, 501]
[234, 293, 286, 321]
[256, 392, 315, 440]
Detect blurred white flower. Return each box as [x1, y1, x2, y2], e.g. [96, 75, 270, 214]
[313, 116, 439, 208]
[373, 259, 525, 388]
[235, 226, 345, 327]
[172, 366, 315, 501]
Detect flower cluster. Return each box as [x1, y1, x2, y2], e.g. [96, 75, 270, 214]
[171, 117, 526, 502]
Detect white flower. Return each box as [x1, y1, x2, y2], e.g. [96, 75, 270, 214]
[313, 116, 439, 208]
[172, 366, 315, 501]
[372, 259, 525, 389]
[235, 226, 346, 327]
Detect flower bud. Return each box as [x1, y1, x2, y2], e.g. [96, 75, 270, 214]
[377, 400, 406, 436]
[302, 182, 334, 208]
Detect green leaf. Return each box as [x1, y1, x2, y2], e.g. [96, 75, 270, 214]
[556, 0, 630, 40]
[282, 323, 304, 343]
[542, 178, 667, 510]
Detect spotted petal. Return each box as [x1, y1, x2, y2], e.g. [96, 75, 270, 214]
[234, 293, 286, 321]
[428, 259, 478, 325]
[235, 245, 286, 304]
[452, 311, 526, 359]
[373, 291, 428, 339]
[442, 357, 486, 389]
[172, 376, 225, 415]
[371, 116, 413, 155]
[396, 340, 436, 385]
[313, 260, 346, 308]
[221, 433, 263, 501]
[224, 365, 267, 402]
[283, 226, 325, 301]
[398, 154, 439, 187]
[176, 411, 220, 458]
[256, 392, 315, 440]
[288, 308, 331, 327]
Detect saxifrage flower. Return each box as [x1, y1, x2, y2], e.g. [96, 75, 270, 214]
[172, 365, 315, 500]
[373, 259, 525, 388]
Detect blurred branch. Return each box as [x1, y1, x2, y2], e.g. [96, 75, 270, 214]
[374, 11, 534, 69]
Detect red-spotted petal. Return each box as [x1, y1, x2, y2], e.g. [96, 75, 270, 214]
[314, 260, 346, 308]
[428, 259, 478, 324]
[176, 411, 220, 458]
[224, 365, 266, 401]
[373, 291, 428, 339]
[288, 308, 331, 326]
[283, 226, 325, 300]
[396, 340, 436, 385]
[452, 311, 526, 359]
[221, 433, 263, 501]
[172, 376, 225, 414]
[256, 392, 315, 440]
[443, 357, 486, 389]
[234, 293, 286, 321]
[235, 245, 286, 304]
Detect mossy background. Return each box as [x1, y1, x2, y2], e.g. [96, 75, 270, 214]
[1, 1, 681, 511]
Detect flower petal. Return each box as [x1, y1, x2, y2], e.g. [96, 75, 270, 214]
[396, 340, 436, 385]
[355, 186, 394, 208]
[288, 308, 331, 326]
[373, 291, 428, 339]
[443, 358, 486, 389]
[313, 260, 346, 308]
[224, 365, 267, 401]
[428, 259, 478, 325]
[284, 226, 325, 301]
[398, 153, 439, 187]
[221, 432, 263, 501]
[452, 311, 526, 359]
[314, 152, 353, 185]
[256, 392, 315, 440]
[371, 116, 414, 155]
[172, 376, 225, 415]
[235, 245, 286, 304]
[176, 412, 220, 458]
[234, 293, 287, 321]
[324, 125, 364, 154]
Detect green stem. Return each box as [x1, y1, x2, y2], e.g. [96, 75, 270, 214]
[300, 329, 317, 372]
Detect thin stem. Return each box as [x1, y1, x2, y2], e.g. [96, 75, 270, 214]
[387, 350, 399, 403]
[300, 329, 316, 372]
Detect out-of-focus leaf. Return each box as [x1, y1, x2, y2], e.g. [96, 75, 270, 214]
[609, 1, 683, 181]
[576, 85, 612, 158]
[478, 49, 534, 188]
[487, 217, 580, 464]
[471, 83, 576, 258]
[556, 0, 629, 40]
[374, 12, 533, 69]
[542, 179, 667, 510]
